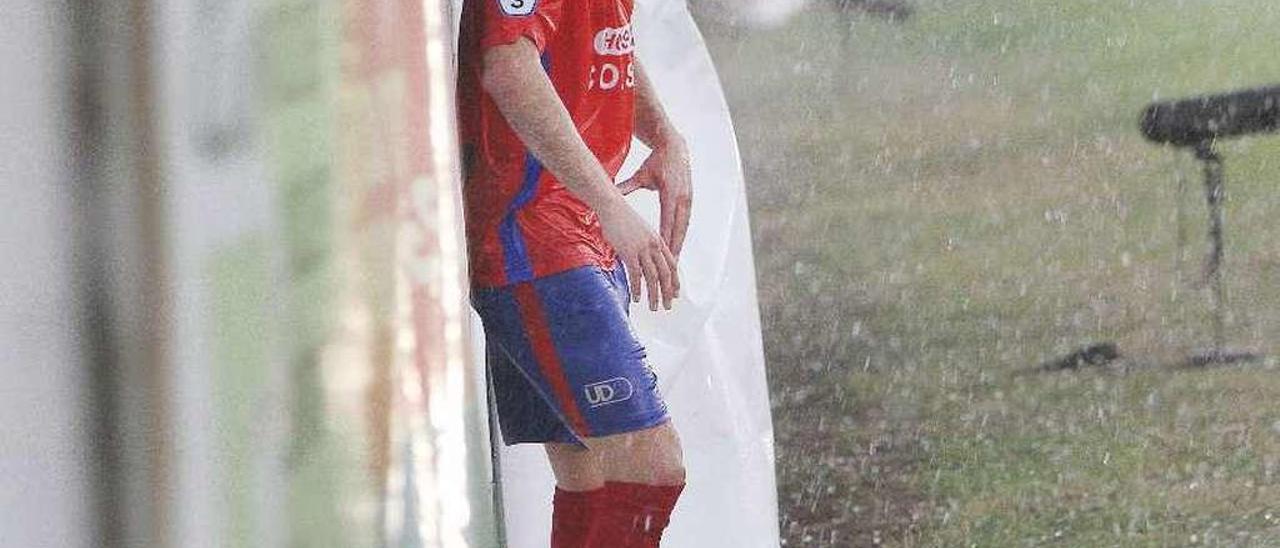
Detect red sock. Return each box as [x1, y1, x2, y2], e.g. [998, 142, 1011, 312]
[552, 487, 606, 548]
[588, 482, 685, 548]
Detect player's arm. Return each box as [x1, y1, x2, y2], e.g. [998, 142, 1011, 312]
[481, 38, 679, 310]
[618, 61, 693, 258]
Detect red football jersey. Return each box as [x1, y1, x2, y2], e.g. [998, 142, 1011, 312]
[458, 0, 637, 288]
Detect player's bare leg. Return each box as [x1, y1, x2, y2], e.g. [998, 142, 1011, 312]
[599, 422, 686, 486]
[547, 422, 685, 488]
[544, 442, 604, 548]
[545, 443, 604, 491]
[546, 422, 686, 547]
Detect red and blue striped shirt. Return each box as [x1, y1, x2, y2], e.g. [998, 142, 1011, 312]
[457, 0, 637, 288]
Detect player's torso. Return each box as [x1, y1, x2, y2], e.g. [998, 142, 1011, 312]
[463, 0, 637, 178]
[461, 0, 637, 287]
[548, 0, 637, 173]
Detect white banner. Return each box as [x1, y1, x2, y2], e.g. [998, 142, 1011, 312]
[468, 1, 781, 545]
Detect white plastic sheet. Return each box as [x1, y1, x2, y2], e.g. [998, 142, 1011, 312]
[463, 1, 781, 545]
[692, 0, 807, 28]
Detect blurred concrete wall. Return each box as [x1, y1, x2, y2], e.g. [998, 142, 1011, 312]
[0, 1, 92, 547]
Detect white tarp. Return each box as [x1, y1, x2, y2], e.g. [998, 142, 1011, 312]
[465, 1, 781, 545]
[691, 0, 808, 28]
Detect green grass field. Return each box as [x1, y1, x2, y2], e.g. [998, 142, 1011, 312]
[701, 1, 1280, 545]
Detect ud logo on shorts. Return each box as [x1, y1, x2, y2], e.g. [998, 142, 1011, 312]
[584, 377, 634, 408]
[497, 0, 536, 16]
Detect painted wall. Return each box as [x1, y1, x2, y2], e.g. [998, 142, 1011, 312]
[0, 2, 92, 547]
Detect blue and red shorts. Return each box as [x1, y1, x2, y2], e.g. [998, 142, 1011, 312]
[473, 264, 670, 446]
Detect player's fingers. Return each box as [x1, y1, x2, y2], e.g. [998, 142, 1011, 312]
[640, 252, 661, 312]
[624, 255, 642, 303]
[618, 166, 655, 196]
[617, 175, 644, 196]
[654, 243, 676, 310]
[659, 241, 680, 303]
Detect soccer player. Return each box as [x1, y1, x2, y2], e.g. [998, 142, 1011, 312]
[456, 0, 693, 546]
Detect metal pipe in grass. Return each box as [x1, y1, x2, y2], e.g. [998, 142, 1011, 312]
[1141, 85, 1280, 147]
[1139, 85, 1280, 366]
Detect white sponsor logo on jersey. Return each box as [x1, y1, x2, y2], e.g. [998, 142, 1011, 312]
[498, 0, 536, 16]
[593, 24, 635, 56]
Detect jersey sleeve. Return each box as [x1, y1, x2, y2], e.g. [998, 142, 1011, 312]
[478, 0, 564, 52]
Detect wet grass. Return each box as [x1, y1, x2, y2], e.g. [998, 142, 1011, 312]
[701, 1, 1280, 545]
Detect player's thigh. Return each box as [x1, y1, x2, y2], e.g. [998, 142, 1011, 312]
[543, 421, 685, 489]
[588, 421, 685, 486]
[545, 442, 605, 491]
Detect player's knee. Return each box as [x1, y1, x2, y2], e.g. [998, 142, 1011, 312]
[601, 425, 686, 485]
[627, 444, 684, 485]
[641, 427, 686, 486]
[650, 456, 686, 486]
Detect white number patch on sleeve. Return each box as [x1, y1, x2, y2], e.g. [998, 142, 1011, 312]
[498, 0, 536, 16]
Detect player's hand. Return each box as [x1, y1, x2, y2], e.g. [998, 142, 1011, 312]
[617, 140, 693, 259]
[597, 198, 679, 311]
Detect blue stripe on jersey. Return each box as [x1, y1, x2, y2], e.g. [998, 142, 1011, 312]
[499, 155, 542, 284]
[500, 53, 552, 285]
